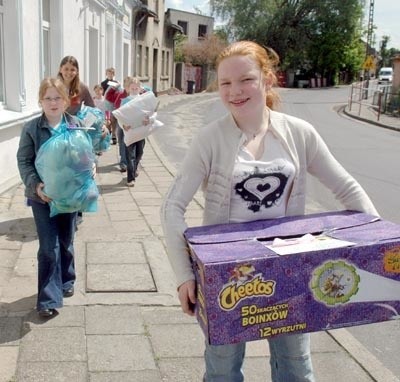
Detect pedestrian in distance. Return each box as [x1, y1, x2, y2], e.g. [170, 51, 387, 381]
[160, 40, 379, 382]
[93, 84, 106, 113]
[111, 77, 130, 173]
[16, 78, 84, 318]
[101, 67, 118, 93]
[117, 76, 147, 187]
[101, 67, 119, 144]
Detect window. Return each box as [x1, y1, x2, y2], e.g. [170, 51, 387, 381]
[0, 6, 4, 104]
[198, 24, 207, 39]
[166, 51, 170, 76]
[137, 44, 143, 76]
[145, 46, 149, 77]
[41, 0, 51, 78]
[161, 50, 165, 76]
[177, 20, 187, 35]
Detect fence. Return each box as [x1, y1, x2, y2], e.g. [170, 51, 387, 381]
[348, 81, 400, 121]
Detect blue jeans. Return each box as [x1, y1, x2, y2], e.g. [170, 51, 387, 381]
[126, 139, 145, 182]
[31, 200, 77, 311]
[204, 333, 315, 382]
[117, 124, 127, 166]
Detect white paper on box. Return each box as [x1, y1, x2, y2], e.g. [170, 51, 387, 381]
[265, 234, 356, 255]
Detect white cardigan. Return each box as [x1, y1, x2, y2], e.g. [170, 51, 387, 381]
[160, 110, 379, 287]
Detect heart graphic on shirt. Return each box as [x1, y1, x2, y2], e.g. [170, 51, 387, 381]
[234, 172, 289, 212]
[243, 177, 280, 201]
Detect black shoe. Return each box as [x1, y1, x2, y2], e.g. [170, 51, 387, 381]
[112, 137, 117, 145]
[119, 165, 127, 173]
[76, 214, 83, 226]
[63, 287, 74, 298]
[38, 308, 56, 318]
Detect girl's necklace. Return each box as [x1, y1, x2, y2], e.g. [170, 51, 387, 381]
[244, 125, 267, 143]
[251, 127, 265, 139]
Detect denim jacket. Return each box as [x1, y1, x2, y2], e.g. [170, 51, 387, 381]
[16, 113, 81, 203]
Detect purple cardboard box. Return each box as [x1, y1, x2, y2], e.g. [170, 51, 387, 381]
[184, 210, 400, 345]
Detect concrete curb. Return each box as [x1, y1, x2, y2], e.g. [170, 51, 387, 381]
[340, 105, 400, 132]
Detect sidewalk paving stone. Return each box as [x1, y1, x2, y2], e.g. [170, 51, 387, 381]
[17, 362, 88, 382]
[87, 335, 156, 372]
[87, 263, 156, 292]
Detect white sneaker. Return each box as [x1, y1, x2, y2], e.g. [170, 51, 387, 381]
[127, 180, 135, 187]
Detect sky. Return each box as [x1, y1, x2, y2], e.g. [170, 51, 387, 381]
[164, 0, 400, 49]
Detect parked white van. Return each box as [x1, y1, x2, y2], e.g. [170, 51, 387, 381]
[378, 67, 393, 83]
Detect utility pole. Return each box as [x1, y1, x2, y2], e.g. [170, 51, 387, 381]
[363, 0, 374, 98]
[366, 0, 375, 66]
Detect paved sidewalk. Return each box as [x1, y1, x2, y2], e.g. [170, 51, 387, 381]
[0, 94, 399, 382]
[343, 103, 400, 132]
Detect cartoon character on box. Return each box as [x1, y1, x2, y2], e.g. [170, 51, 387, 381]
[311, 261, 360, 305]
[229, 263, 256, 284]
[323, 273, 345, 299]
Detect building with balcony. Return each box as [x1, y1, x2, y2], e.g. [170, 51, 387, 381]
[0, 0, 185, 192]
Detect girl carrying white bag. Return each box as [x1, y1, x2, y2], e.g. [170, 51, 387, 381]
[112, 91, 163, 146]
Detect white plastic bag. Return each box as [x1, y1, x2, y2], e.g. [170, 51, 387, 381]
[123, 113, 164, 145]
[112, 91, 159, 127]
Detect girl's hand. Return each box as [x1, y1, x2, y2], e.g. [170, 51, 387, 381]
[122, 124, 131, 132]
[178, 280, 197, 316]
[143, 114, 150, 126]
[36, 183, 51, 203]
[101, 124, 108, 138]
[143, 111, 157, 126]
[105, 119, 112, 132]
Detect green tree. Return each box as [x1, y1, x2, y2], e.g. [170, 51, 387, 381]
[379, 35, 390, 68]
[307, 0, 365, 84]
[173, 33, 188, 63]
[214, 26, 230, 44]
[210, 0, 314, 68]
[210, 0, 365, 84]
[174, 33, 228, 68]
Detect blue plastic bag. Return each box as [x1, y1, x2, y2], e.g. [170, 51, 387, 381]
[76, 105, 110, 153]
[35, 123, 99, 217]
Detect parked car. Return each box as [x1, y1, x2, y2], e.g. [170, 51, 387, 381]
[378, 67, 393, 83]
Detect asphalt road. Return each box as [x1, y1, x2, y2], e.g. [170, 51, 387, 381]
[279, 86, 400, 225]
[154, 87, 400, 378]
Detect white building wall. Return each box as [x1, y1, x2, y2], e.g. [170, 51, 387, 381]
[21, 0, 42, 110]
[0, 0, 180, 193]
[61, 1, 87, 81]
[115, 21, 123, 81]
[0, 0, 134, 193]
[0, 121, 26, 194]
[0, 0, 42, 193]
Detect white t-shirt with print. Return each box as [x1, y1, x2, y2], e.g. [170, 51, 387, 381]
[230, 130, 295, 223]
